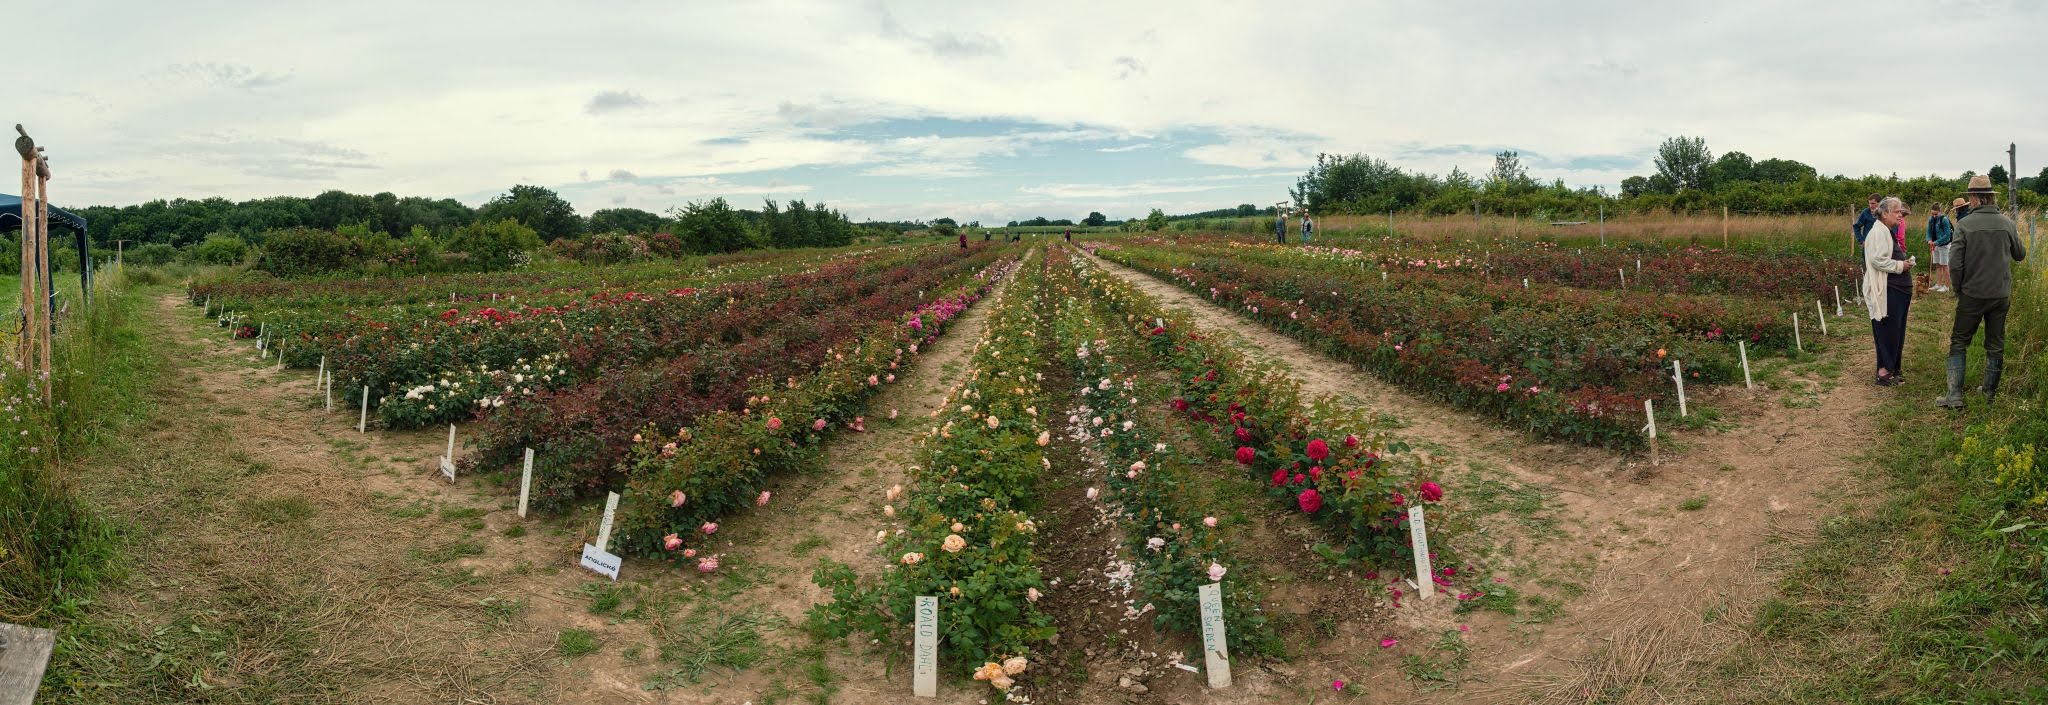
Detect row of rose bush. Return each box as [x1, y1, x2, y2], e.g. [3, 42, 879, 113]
[1068, 247, 1449, 564]
[190, 243, 862, 312]
[367, 246, 1005, 430]
[1041, 245, 1276, 654]
[1186, 239, 1811, 355]
[193, 244, 903, 382]
[1156, 232, 1857, 301]
[806, 249, 1055, 692]
[467, 248, 1019, 509]
[1096, 244, 1689, 449]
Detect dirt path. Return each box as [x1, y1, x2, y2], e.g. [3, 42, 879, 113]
[1082, 249, 1883, 703]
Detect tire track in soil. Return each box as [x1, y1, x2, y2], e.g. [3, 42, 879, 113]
[688, 275, 1012, 705]
[1082, 249, 1880, 703]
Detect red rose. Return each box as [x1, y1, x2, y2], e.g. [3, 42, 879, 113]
[1236, 447, 1256, 465]
[1230, 411, 1246, 425]
[1234, 426, 1252, 443]
[1344, 434, 1360, 449]
[1419, 481, 1444, 503]
[1270, 468, 1288, 487]
[1292, 473, 1307, 485]
[1390, 491, 1406, 506]
[1306, 439, 1330, 462]
[1309, 466, 1323, 482]
[1171, 398, 1190, 412]
[1298, 488, 1323, 513]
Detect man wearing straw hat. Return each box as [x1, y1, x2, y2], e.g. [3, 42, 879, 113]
[1936, 175, 2028, 408]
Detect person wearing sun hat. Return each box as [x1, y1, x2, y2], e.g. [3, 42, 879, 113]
[1951, 196, 1971, 221]
[1936, 175, 2028, 408]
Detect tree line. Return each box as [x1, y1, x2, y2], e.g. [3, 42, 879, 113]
[1291, 137, 2048, 219]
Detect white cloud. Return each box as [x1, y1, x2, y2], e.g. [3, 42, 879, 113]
[12, 0, 2045, 218]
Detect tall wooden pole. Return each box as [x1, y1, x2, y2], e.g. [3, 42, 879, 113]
[1722, 206, 1729, 249]
[19, 153, 37, 369]
[36, 154, 51, 397]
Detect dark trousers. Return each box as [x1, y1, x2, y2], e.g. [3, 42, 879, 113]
[1948, 293, 2010, 366]
[1870, 286, 1911, 377]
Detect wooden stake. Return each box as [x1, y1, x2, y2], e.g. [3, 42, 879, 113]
[1722, 206, 1729, 249]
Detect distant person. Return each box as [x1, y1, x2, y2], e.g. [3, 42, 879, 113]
[1275, 211, 1288, 244]
[1951, 196, 1970, 221]
[959, 230, 968, 250]
[983, 229, 991, 242]
[1064, 228, 1072, 243]
[1859, 196, 1914, 386]
[1852, 193, 1881, 245]
[1926, 202, 1953, 292]
[1936, 175, 2028, 408]
[1300, 214, 1314, 244]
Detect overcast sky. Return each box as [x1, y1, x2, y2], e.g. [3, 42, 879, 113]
[17, 0, 2045, 224]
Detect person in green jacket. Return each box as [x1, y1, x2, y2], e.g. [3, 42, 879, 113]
[1936, 175, 2029, 408]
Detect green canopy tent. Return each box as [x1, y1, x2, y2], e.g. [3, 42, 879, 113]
[3, 192, 91, 317]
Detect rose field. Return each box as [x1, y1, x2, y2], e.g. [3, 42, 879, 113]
[21, 227, 2046, 704]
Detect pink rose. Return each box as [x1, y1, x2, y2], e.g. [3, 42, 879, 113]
[813, 418, 827, 431]
[766, 417, 782, 431]
[756, 491, 772, 506]
[663, 533, 682, 551]
[701, 522, 718, 535]
[670, 490, 687, 508]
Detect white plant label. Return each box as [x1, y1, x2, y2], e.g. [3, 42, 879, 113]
[578, 543, 621, 581]
[1643, 399, 1658, 439]
[359, 386, 370, 432]
[913, 596, 939, 697]
[1198, 582, 1232, 688]
[440, 424, 457, 481]
[1409, 507, 1435, 600]
[1793, 312, 1804, 352]
[1739, 340, 1753, 389]
[518, 448, 534, 518]
[1834, 285, 1844, 317]
[1817, 301, 1828, 336]
[1672, 360, 1688, 417]
[594, 492, 619, 552]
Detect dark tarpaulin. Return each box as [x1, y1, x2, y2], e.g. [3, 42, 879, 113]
[4, 193, 92, 314]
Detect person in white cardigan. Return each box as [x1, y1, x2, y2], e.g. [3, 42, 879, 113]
[1861, 196, 1916, 386]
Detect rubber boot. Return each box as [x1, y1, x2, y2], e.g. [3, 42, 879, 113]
[1981, 356, 2003, 403]
[1934, 354, 1967, 409]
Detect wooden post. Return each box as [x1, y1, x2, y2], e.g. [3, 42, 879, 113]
[0, 621, 57, 705]
[1599, 203, 1606, 246]
[1722, 206, 1729, 249]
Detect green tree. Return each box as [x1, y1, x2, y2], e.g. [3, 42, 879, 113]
[675, 198, 752, 254]
[477, 185, 582, 241]
[1988, 164, 2008, 186]
[1705, 151, 1755, 187]
[445, 218, 542, 270]
[1082, 211, 1108, 227]
[308, 190, 377, 230]
[2032, 166, 2048, 195]
[1486, 150, 1532, 194]
[588, 207, 665, 234]
[1143, 208, 1168, 231]
[1655, 136, 1713, 191]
